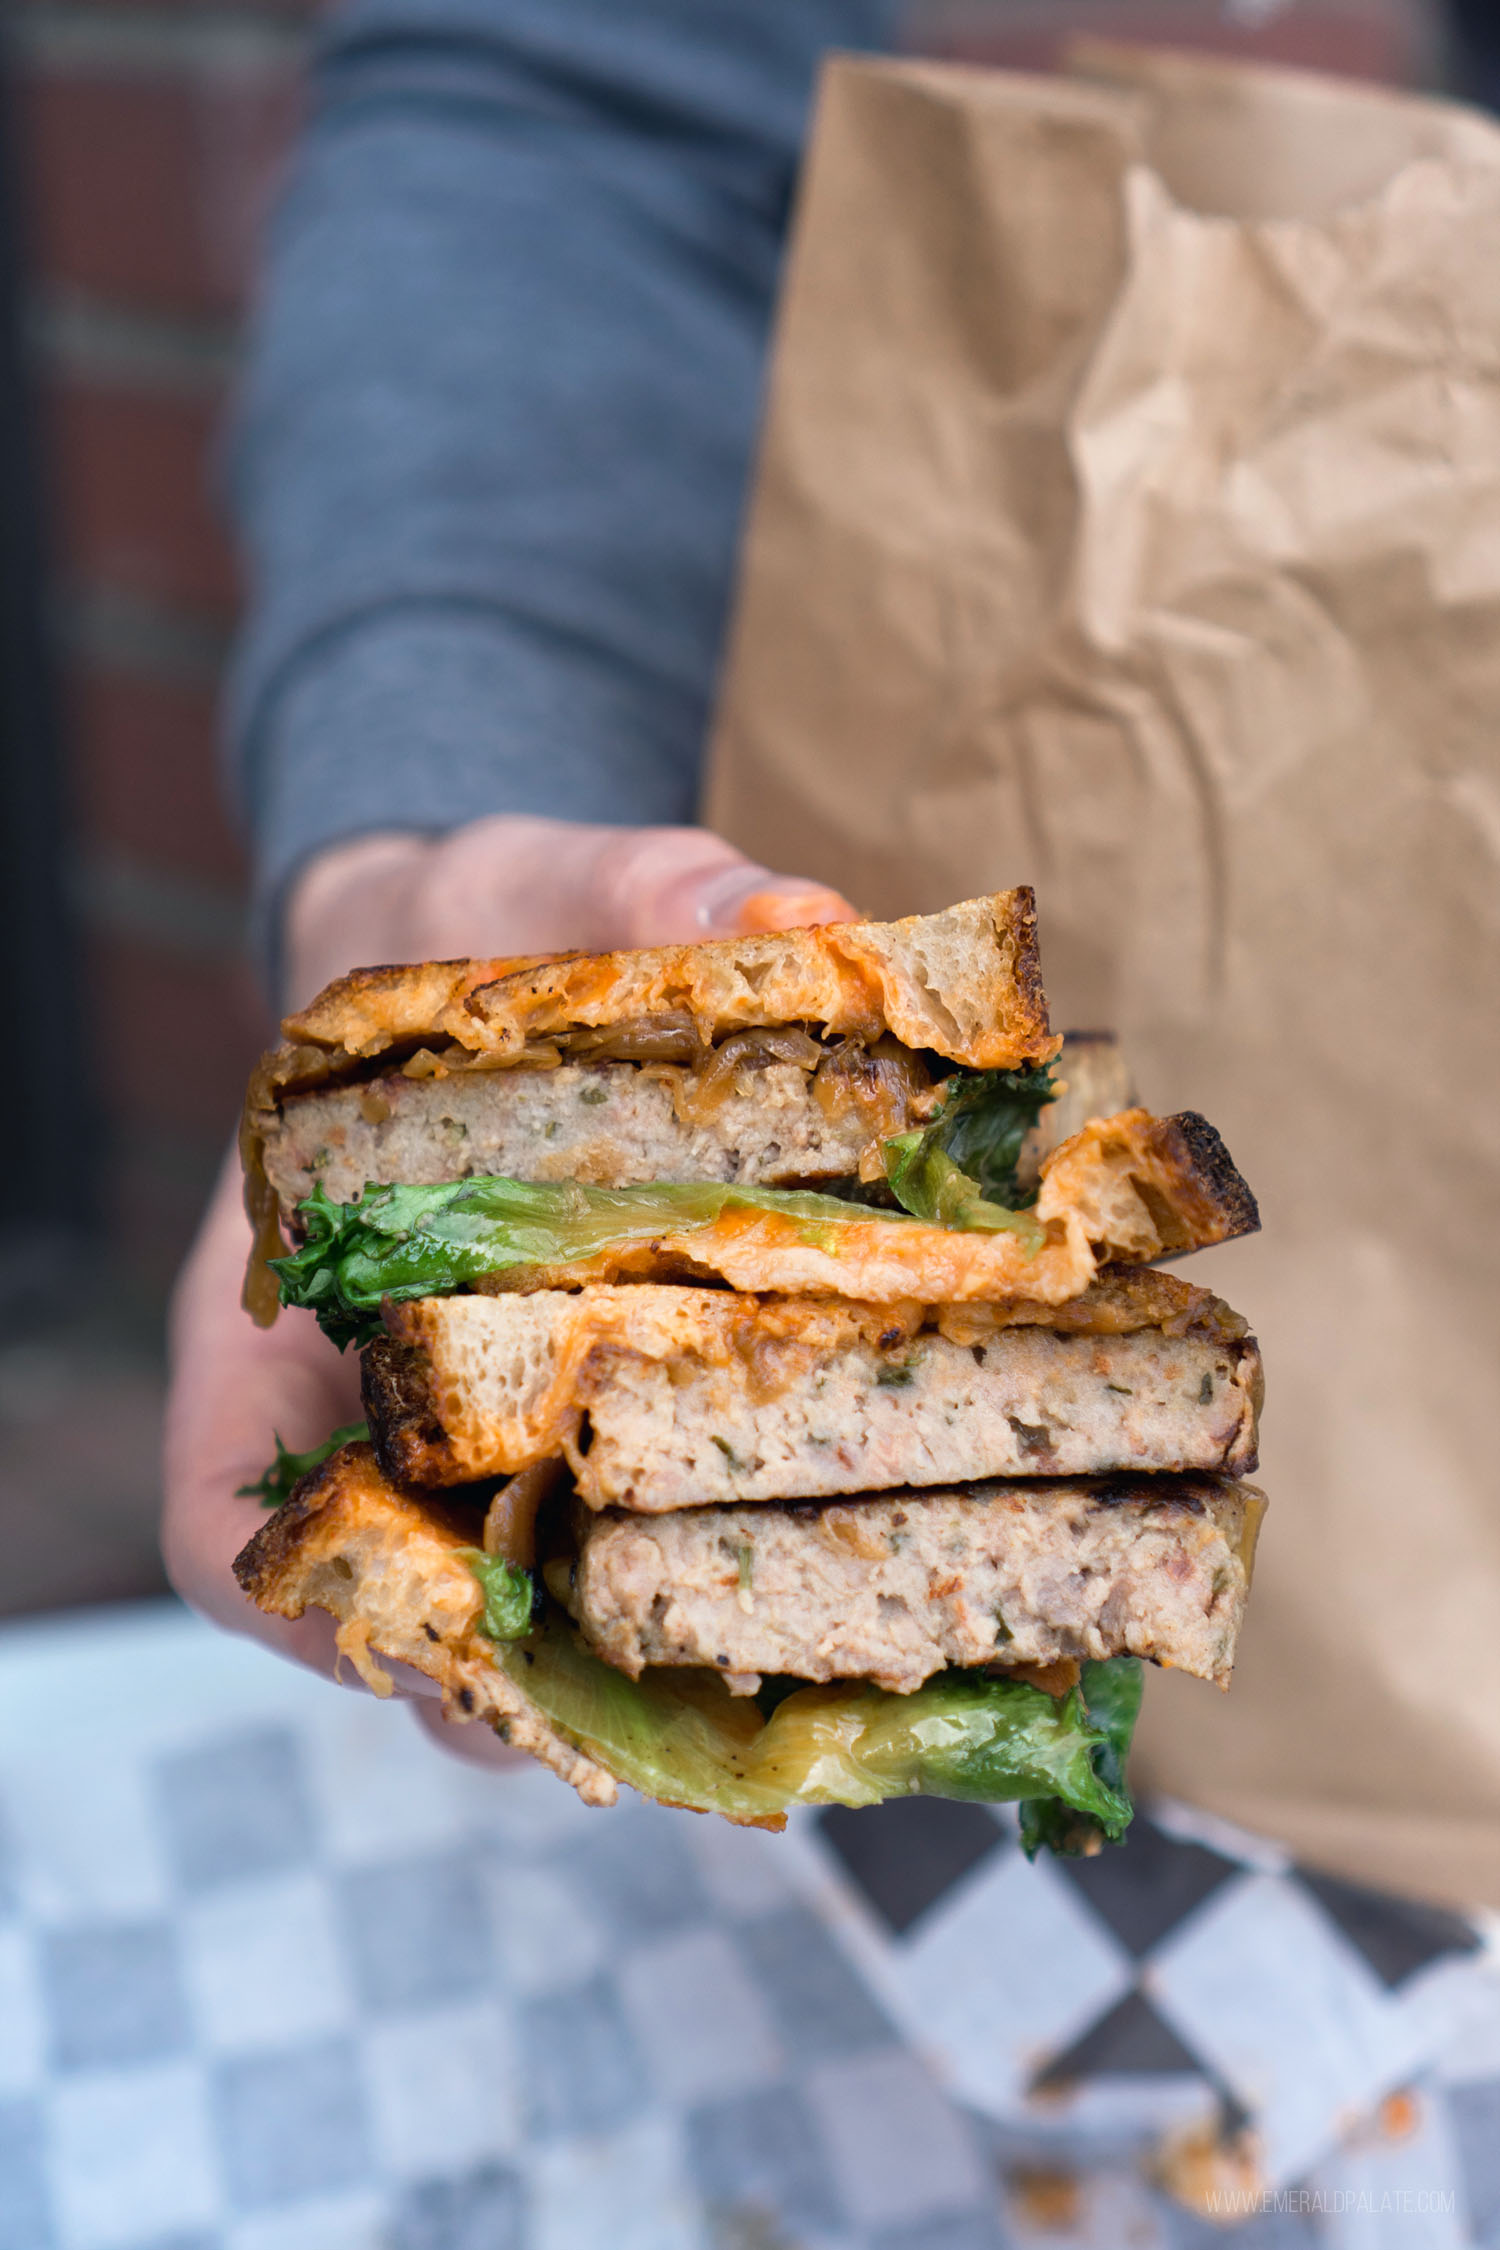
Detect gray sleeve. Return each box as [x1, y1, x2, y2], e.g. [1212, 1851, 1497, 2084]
[223, 0, 893, 940]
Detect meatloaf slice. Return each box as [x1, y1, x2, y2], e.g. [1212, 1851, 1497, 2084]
[573, 1475, 1264, 1694]
[365, 1283, 1261, 1503]
[262, 1059, 887, 1223]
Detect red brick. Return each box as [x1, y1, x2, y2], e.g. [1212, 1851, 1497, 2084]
[47, 377, 241, 620]
[914, 3, 1425, 85]
[86, 932, 270, 1145]
[68, 663, 248, 892]
[22, 66, 302, 318]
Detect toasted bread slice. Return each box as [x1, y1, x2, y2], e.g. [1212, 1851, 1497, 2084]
[1037, 1107, 1258, 1256]
[364, 1275, 1261, 1501]
[232, 1442, 617, 1806]
[280, 888, 1051, 1075]
[240, 891, 1055, 1316]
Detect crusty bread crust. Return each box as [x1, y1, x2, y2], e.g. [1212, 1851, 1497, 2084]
[1035, 1108, 1260, 1257]
[232, 1443, 617, 1805]
[282, 889, 1053, 1073]
[239, 891, 1055, 1319]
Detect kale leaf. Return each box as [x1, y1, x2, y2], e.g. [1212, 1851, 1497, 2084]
[880, 1063, 1056, 1234]
[880, 1138, 1045, 1244]
[923, 1064, 1058, 1208]
[236, 1421, 370, 1508]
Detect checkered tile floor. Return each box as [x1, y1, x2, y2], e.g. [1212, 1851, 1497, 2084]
[1, 1603, 1497, 2249]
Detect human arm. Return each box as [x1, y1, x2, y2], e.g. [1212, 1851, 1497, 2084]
[224, 0, 892, 970]
[166, 0, 890, 1690]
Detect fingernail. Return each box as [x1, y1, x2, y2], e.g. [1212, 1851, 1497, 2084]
[694, 869, 858, 935]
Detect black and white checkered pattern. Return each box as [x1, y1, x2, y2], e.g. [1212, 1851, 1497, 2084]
[1, 1603, 1496, 2249]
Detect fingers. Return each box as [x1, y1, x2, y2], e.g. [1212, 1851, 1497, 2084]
[161, 1146, 362, 1661]
[583, 826, 858, 947]
[162, 1150, 453, 1711]
[409, 1695, 529, 1771]
[158, 1151, 526, 1752]
[284, 818, 859, 1004]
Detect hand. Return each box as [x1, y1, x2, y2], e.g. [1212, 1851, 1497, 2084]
[161, 818, 857, 1759]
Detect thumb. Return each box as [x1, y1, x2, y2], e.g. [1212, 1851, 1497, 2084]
[588, 826, 859, 948]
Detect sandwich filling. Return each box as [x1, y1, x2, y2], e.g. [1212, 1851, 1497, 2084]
[235, 1440, 1171, 1848]
[361, 1282, 1262, 1500]
[262, 1037, 938, 1217]
[270, 1103, 1258, 1344]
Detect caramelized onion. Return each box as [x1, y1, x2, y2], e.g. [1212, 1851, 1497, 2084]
[400, 1047, 447, 1080]
[674, 1026, 825, 1123]
[482, 1458, 564, 1569]
[812, 1035, 933, 1142]
[457, 1040, 562, 1071]
[985, 1657, 1081, 1699]
[558, 1012, 705, 1065]
[428, 1039, 563, 1073]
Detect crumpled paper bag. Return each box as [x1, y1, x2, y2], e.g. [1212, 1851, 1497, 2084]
[706, 45, 1500, 1908]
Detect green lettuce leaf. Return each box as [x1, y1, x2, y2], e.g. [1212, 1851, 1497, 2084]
[272, 1176, 922, 1349]
[1018, 1656, 1143, 1857]
[464, 1552, 541, 1641]
[880, 1139, 1045, 1248]
[494, 1612, 1138, 1839]
[236, 1421, 369, 1507]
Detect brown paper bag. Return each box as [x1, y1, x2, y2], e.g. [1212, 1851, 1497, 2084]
[706, 47, 1500, 1909]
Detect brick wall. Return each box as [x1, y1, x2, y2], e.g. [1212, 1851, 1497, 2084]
[5, 0, 1435, 1297]
[11, 0, 310, 1289]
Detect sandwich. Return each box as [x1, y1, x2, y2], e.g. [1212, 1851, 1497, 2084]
[234, 890, 1264, 1852]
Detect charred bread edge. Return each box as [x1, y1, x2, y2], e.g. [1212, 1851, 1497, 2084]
[231, 1440, 477, 1607]
[1155, 1112, 1261, 1245]
[361, 1335, 457, 1489]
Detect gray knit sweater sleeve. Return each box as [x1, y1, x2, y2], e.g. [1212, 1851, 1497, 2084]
[223, 0, 892, 936]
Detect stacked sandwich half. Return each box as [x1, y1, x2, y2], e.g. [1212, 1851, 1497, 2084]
[235, 891, 1264, 1851]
